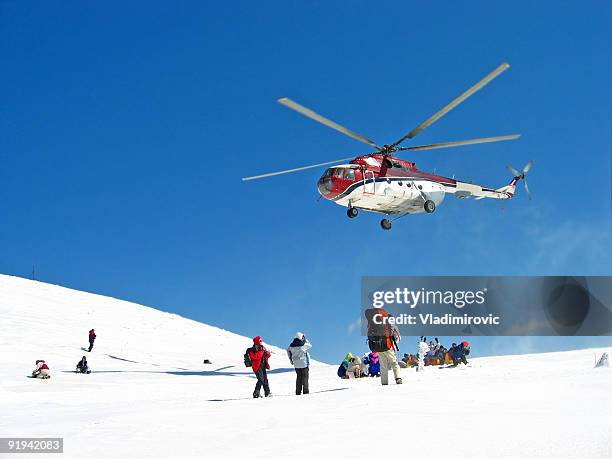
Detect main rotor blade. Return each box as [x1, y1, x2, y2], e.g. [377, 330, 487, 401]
[278, 98, 380, 149]
[392, 63, 511, 146]
[242, 156, 355, 181]
[397, 134, 520, 152]
[523, 160, 533, 173]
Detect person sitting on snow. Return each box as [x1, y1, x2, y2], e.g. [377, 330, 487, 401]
[337, 353, 359, 379]
[363, 351, 380, 377]
[32, 360, 50, 379]
[76, 356, 91, 374]
[347, 355, 363, 378]
[360, 353, 370, 377]
[435, 346, 447, 365]
[456, 341, 470, 365]
[449, 343, 458, 364]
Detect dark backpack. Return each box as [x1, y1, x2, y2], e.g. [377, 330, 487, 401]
[365, 308, 391, 352]
[243, 347, 252, 367]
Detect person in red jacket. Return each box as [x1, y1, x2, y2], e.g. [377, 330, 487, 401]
[32, 359, 50, 379]
[249, 336, 271, 398]
[88, 329, 96, 352]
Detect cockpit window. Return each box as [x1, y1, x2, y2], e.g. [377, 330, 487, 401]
[333, 168, 344, 178]
[345, 169, 355, 180]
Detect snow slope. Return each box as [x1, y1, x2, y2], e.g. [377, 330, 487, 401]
[1, 274, 611, 458]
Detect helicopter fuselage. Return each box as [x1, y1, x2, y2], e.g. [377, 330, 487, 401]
[317, 154, 514, 215]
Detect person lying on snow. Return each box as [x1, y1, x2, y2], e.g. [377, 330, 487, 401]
[249, 336, 271, 398]
[363, 352, 380, 377]
[32, 360, 50, 379]
[287, 332, 311, 395]
[76, 356, 91, 374]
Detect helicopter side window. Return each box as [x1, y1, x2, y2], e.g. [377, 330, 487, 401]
[345, 169, 355, 180]
[334, 168, 344, 178]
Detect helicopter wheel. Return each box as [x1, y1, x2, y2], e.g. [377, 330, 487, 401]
[380, 219, 392, 231]
[347, 207, 358, 219]
[424, 200, 436, 214]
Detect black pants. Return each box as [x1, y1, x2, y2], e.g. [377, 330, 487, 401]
[295, 367, 309, 395]
[254, 366, 270, 397]
[88, 340, 95, 352]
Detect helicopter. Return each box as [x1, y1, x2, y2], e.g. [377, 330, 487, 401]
[243, 63, 533, 230]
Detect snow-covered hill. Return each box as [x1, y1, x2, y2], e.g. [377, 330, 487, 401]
[1, 274, 611, 458]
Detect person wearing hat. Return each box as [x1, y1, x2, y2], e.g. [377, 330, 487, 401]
[287, 332, 312, 395]
[249, 336, 271, 398]
[337, 352, 353, 378]
[76, 356, 91, 374]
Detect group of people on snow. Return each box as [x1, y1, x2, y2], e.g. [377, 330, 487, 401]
[402, 337, 471, 367]
[337, 351, 381, 379]
[30, 329, 96, 379]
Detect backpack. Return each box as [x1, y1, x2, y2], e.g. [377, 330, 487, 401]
[243, 347, 252, 367]
[365, 308, 391, 352]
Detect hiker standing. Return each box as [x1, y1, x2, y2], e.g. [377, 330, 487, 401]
[88, 329, 96, 352]
[249, 336, 271, 398]
[364, 307, 402, 385]
[287, 332, 311, 395]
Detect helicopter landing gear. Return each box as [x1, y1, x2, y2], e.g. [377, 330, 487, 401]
[380, 218, 392, 230]
[347, 207, 358, 218]
[424, 200, 436, 213]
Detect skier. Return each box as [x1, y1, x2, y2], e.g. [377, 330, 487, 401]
[363, 351, 380, 377]
[31, 360, 50, 379]
[287, 332, 311, 395]
[249, 336, 271, 398]
[88, 329, 96, 352]
[76, 356, 91, 374]
[364, 307, 402, 385]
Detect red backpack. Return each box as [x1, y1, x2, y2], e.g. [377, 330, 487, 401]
[365, 308, 395, 352]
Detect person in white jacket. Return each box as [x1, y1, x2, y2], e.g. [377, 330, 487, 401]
[287, 332, 312, 395]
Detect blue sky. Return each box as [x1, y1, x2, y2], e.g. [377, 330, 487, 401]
[1, 1, 611, 363]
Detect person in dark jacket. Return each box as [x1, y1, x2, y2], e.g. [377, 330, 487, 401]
[450, 343, 460, 365]
[249, 336, 271, 398]
[88, 329, 96, 352]
[76, 356, 91, 374]
[287, 332, 311, 395]
[456, 341, 470, 365]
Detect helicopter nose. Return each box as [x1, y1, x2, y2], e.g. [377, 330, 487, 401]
[318, 176, 334, 196]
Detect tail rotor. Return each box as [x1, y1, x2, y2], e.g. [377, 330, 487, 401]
[506, 160, 534, 200]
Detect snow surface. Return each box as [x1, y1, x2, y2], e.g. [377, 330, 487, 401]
[1, 274, 611, 458]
